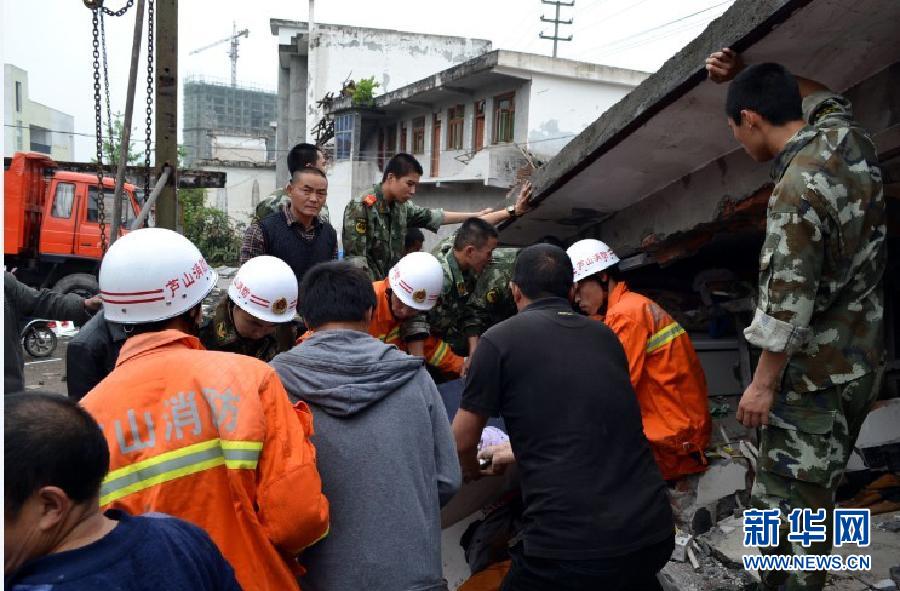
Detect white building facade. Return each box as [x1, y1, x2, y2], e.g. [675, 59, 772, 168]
[4, 64, 75, 160]
[327, 51, 648, 247]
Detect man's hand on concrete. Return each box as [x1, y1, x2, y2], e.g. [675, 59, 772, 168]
[478, 442, 515, 476]
[514, 181, 533, 217]
[83, 295, 103, 312]
[737, 380, 775, 428]
[705, 47, 743, 83]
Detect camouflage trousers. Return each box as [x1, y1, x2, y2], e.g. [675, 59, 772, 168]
[752, 370, 881, 591]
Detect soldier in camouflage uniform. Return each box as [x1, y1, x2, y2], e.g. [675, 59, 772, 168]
[428, 218, 504, 360]
[343, 153, 532, 280]
[472, 246, 519, 331]
[254, 142, 330, 224]
[709, 52, 885, 590]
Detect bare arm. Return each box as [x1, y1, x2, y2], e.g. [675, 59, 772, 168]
[705, 48, 829, 97]
[443, 181, 533, 226]
[452, 408, 489, 483]
[737, 350, 788, 428]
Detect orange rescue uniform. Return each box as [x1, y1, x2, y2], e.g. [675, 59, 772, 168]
[603, 282, 711, 480]
[81, 330, 330, 591]
[370, 278, 464, 377]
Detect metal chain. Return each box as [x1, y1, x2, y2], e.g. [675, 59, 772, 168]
[143, 0, 155, 201]
[101, 0, 135, 17]
[100, 11, 114, 158]
[90, 7, 109, 255]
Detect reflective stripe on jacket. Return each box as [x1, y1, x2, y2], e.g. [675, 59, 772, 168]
[81, 329, 330, 591]
[604, 283, 711, 480]
[371, 279, 465, 377]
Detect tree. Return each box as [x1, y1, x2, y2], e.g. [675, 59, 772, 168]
[178, 188, 242, 266]
[95, 112, 143, 165]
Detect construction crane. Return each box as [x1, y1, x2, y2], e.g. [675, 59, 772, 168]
[190, 22, 249, 86]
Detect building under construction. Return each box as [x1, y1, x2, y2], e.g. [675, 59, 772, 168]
[182, 76, 277, 167]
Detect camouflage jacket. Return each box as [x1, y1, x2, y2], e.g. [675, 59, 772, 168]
[743, 91, 886, 392]
[473, 247, 518, 331]
[199, 296, 294, 362]
[255, 188, 330, 224]
[342, 183, 444, 280]
[428, 236, 480, 352]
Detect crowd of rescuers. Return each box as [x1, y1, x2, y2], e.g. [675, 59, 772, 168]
[3, 45, 884, 591]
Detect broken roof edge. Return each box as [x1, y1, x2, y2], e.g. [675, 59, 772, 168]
[327, 49, 649, 114]
[523, 0, 815, 212]
[268, 17, 491, 47]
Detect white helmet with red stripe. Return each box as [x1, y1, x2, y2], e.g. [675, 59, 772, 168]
[567, 239, 620, 283]
[99, 228, 218, 323]
[228, 256, 298, 324]
[388, 251, 443, 311]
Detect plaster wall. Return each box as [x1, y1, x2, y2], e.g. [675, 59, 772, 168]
[4, 64, 75, 160]
[200, 164, 277, 227]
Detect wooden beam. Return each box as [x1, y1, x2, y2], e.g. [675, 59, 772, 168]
[155, 0, 178, 229]
[4, 159, 227, 189]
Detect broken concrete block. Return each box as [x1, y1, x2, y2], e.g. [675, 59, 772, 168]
[671, 533, 692, 562]
[873, 579, 897, 591]
[696, 459, 749, 506]
[856, 399, 900, 449]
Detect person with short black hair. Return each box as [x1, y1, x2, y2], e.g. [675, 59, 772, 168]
[342, 152, 533, 280]
[428, 218, 501, 365]
[4, 392, 241, 591]
[254, 142, 331, 224]
[707, 49, 885, 591]
[240, 165, 338, 291]
[403, 226, 425, 255]
[453, 243, 674, 591]
[271, 261, 461, 591]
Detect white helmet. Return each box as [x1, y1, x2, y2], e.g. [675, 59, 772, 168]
[567, 239, 620, 283]
[100, 228, 217, 323]
[388, 252, 443, 311]
[228, 256, 298, 324]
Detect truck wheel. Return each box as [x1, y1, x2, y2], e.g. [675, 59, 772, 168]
[53, 273, 100, 299]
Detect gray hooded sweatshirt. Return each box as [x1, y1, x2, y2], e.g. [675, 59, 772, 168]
[270, 329, 461, 591]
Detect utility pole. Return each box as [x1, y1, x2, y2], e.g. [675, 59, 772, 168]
[539, 0, 574, 58]
[155, 0, 178, 231]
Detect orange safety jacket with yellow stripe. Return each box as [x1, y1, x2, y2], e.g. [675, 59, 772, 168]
[80, 330, 330, 591]
[370, 278, 464, 377]
[603, 283, 711, 481]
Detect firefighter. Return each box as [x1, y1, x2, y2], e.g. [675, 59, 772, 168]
[379, 251, 465, 379]
[568, 238, 711, 481]
[199, 256, 298, 361]
[67, 256, 300, 401]
[80, 228, 329, 591]
[299, 252, 464, 378]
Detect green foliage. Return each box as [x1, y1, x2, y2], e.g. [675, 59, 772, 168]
[352, 76, 381, 107]
[178, 188, 243, 267]
[95, 112, 143, 165]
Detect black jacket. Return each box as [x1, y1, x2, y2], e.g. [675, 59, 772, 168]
[66, 310, 127, 401]
[4, 272, 90, 393]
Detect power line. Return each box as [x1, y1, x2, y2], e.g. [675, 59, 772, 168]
[539, 0, 575, 58]
[574, 0, 732, 60]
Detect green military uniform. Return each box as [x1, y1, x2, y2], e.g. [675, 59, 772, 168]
[744, 92, 885, 591]
[428, 235, 480, 356]
[473, 247, 518, 331]
[255, 189, 330, 224]
[342, 183, 444, 280]
[199, 295, 295, 362]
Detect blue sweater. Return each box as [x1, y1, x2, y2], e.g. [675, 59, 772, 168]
[6, 510, 241, 591]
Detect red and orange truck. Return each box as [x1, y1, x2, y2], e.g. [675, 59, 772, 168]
[4, 151, 142, 296]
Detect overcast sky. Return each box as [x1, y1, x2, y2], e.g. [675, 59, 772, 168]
[2, 0, 734, 161]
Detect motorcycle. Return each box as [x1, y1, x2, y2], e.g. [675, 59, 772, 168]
[22, 319, 59, 359]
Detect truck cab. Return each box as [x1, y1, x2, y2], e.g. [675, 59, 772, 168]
[4, 152, 142, 295]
